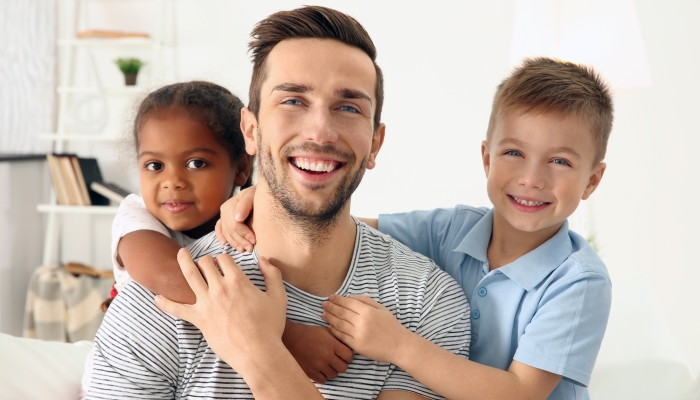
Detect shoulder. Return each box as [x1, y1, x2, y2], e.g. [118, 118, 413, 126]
[112, 194, 169, 238]
[552, 231, 611, 288]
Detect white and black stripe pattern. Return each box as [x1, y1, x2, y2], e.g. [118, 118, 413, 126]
[88, 220, 470, 399]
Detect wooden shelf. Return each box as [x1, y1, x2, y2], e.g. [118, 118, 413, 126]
[58, 37, 154, 47]
[57, 86, 146, 96]
[37, 204, 119, 215]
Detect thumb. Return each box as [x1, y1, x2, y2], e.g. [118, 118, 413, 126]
[155, 294, 193, 323]
[258, 256, 287, 305]
[235, 185, 256, 221]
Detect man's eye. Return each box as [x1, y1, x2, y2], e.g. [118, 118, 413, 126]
[284, 99, 303, 106]
[552, 158, 571, 167]
[339, 105, 359, 113]
[146, 162, 163, 171]
[187, 159, 207, 169]
[504, 150, 523, 157]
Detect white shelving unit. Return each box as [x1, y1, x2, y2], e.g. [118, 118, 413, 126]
[39, 0, 174, 266]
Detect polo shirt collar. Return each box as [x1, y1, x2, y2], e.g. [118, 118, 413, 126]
[453, 209, 573, 291]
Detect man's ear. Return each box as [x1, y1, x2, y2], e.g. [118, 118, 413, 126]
[366, 123, 386, 170]
[232, 154, 252, 187]
[582, 162, 606, 200]
[481, 140, 491, 177]
[241, 107, 258, 156]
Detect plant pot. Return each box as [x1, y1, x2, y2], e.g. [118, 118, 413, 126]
[123, 73, 138, 86]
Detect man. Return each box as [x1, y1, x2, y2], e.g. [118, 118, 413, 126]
[88, 6, 469, 399]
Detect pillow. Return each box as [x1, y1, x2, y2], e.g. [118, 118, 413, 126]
[0, 333, 91, 400]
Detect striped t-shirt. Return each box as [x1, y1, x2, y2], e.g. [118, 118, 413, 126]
[88, 220, 471, 399]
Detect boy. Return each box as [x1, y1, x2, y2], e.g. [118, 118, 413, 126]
[219, 57, 613, 400]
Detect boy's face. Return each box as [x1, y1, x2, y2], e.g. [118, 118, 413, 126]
[482, 110, 606, 236]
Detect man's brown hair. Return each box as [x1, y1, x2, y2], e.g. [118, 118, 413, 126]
[486, 57, 614, 164]
[247, 6, 384, 131]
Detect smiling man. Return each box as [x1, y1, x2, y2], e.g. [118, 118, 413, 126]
[87, 6, 470, 400]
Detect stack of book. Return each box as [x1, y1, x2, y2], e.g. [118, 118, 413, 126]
[46, 154, 131, 205]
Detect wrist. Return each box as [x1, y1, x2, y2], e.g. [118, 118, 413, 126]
[281, 318, 298, 346]
[392, 328, 421, 367]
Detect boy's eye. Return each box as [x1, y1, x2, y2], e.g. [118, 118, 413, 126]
[504, 150, 523, 157]
[187, 159, 207, 169]
[552, 158, 571, 167]
[146, 162, 163, 171]
[339, 105, 359, 113]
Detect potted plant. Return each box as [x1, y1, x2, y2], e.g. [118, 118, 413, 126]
[115, 58, 145, 86]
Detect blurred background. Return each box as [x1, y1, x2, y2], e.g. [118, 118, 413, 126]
[1, 1, 698, 398]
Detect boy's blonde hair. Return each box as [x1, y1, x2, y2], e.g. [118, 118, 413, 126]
[486, 57, 614, 164]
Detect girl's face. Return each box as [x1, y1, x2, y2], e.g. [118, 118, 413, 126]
[138, 109, 248, 236]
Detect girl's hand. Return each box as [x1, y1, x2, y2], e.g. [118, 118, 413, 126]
[215, 186, 257, 252]
[322, 294, 408, 364]
[283, 321, 354, 383]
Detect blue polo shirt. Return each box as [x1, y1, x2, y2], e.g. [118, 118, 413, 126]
[379, 205, 611, 400]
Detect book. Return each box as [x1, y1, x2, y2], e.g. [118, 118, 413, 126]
[70, 157, 91, 205]
[75, 158, 110, 206]
[59, 156, 85, 206]
[46, 154, 70, 205]
[90, 181, 130, 203]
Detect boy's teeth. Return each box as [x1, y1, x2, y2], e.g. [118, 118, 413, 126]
[293, 158, 337, 172]
[512, 196, 545, 207]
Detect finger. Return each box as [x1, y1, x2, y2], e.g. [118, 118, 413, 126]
[258, 256, 287, 306]
[349, 295, 385, 310]
[334, 340, 354, 364]
[322, 310, 355, 336]
[328, 325, 353, 348]
[328, 294, 368, 314]
[235, 186, 256, 222]
[176, 248, 208, 294]
[197, 255, 223, 288]
[231, 222, 256, 249]
[329, 355, 350, 374]
[321, 366, 338, 380]
[308, 371, 326, 384]
[214, 219, 227, 245]
[323, 300, 359, 323]
[224, 227, 253, 253]
[215, 253, 247, 281]
[155, 295, 194, 323]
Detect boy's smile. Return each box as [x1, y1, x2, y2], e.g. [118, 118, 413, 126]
[483, 110, 606, 240]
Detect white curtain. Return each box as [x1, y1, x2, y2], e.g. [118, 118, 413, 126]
[0, 0, 56, 153]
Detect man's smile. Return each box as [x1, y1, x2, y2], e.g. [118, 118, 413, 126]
[290, 157, 344, 174]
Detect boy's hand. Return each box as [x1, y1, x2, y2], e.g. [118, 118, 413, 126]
[322, 294, 408, 364]
[215, 186, 257, 252]
[283, 320, 354, 383]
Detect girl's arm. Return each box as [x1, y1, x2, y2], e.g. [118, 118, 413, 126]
[119, 230, 196, 304]
[322, 295, 562, 400]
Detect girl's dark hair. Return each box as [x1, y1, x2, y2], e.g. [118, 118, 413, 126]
[133, 81, 253, 189]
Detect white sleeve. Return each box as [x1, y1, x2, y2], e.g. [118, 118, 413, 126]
[111, 194, 171, 292]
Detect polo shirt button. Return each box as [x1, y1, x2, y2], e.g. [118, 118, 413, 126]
[472, 310, 480, 319]
[478, 287, 487, 297]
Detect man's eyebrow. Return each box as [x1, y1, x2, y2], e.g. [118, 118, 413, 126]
[335, 88, 372, 104]
[270, 83, 312, 94]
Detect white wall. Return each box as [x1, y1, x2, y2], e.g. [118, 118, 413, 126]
[53, 0, 699, 376]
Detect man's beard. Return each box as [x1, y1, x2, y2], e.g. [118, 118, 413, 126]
[257, 127, 367, 243]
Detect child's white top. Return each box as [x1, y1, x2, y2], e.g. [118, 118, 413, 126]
[111, 194, 195, 292]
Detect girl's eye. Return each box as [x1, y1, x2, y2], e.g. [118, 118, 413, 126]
[146, 162, 163, 171]
[187, 159, 207, 169]
[504, 150, 523, 157]
[339, 105, 359, 113]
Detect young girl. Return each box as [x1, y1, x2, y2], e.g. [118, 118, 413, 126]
[82, 81, 253, 397]
[83, 81, 353, 398]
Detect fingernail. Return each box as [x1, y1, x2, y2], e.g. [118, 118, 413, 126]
[236, 213, 244, 221]
[321, 312, 328, 319]
[322, 301, 328, 309]
[177, 248, 185, 255]
[154, 295, 161, 304]
[328, 294, 335, 301]
[236, 247, 242, 253]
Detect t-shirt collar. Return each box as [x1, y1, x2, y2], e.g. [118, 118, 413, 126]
[452, 208, 573, 291]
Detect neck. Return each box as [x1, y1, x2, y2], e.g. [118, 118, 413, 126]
[250, 182, 357, 297]
[487, 210, 562, 270]
[183, 214, 218, 239]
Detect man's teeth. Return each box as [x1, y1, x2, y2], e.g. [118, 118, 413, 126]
[293, 159, 337, 172]
[512, 196, 545, 207]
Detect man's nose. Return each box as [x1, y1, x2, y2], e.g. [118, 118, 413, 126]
[161, 167, 187, 190]
[302, 108, 338, 144]
[517, 162, 547, 189]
